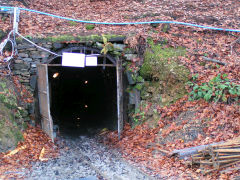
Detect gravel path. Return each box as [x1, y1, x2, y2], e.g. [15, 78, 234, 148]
[25, 135, 157, 180]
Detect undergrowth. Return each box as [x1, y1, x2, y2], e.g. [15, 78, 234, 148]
[188, 73, 240, 103]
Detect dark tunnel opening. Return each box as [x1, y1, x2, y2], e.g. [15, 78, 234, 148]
[48, 66, 117, 137]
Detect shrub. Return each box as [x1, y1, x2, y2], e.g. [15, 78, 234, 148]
[85, 24, 95, 30]
[188, 74, 240, 103]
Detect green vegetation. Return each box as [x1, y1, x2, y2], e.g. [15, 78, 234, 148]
[68, 21, 78, 26]
[188, 73, 240, 103]
[0, 79, 26, 152]
[85, 24, 95, 30]
[132, 107, 146, 126]
[140, 39, 187, 80]
[16, 34, 125, 43]
[101, 35, 114, 54]
[139, 39, 189, 106]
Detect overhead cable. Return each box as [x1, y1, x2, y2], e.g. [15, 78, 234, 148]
[0, 6, 240, 32]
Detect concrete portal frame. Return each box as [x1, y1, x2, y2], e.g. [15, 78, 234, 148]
[37, 46, 123, 141]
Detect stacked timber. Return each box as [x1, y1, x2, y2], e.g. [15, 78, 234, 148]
[192, 137, 240, 174]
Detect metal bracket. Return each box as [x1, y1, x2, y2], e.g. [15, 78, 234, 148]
[13, 7, 20, 55]
[13, 7, 20, 34]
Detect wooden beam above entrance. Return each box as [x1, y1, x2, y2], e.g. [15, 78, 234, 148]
[47, 64, 116, 67]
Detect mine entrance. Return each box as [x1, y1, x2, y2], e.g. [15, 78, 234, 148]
[37, 46, 123, 141]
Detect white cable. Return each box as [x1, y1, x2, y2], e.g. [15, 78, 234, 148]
[0, 31, 14, 75]
[0, 30, 14, 61]
[16, 32, 61, 57]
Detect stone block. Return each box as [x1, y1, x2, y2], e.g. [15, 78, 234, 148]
[19, 79, 30, 83]
[13, 63, 29, 70]
[42, 44, 52, 49]
[18, 53, 29, 58]
[23, 58, 33, 62]
[14, 60, 24, 64]
[27, 48, 37, 51]
[17, 44, 34, 50]
[113, 43, 126, 51]
[53, 42, 63, 49]
[30, 75, 37, 89]
[32, 55, 42, 59]
[21, 72, 30, 77]
[124, 54, 138, 61]
[41, 52, 50, 58]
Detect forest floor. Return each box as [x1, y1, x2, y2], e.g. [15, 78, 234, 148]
[0, 0, 240, 179]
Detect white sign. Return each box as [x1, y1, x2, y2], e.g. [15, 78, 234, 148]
[86, 56, 98, 66]
[62, 52, 85, 67]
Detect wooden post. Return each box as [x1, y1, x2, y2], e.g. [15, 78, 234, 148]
[37, 64, 54, 142]
[117, 57, 123, 140]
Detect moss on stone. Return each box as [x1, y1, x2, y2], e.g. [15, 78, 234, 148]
[140, 40, 189, 106]
[0, 77, 25, 152]
[17, 34, 125, 44]
[0, 103, 24, 152]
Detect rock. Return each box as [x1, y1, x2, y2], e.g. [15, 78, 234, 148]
[15, 59, 24, 64]
[0, 78, 24, 153]
[17, 44, 34, 50]
[79, 176, 98, 180]
[124, 54, 138, 61]
[18, 53, 29, 58]
[41, 52, 50, 58]
[124, 48, 136, 54]
[27, 48, 37, 51]
[53, 43, 63, 49]
[30, 75, 37, 89]
[13, 63, 29, 70]
[21, 71, 30, 77]
[42, 44, 52, 49]
[95, 42, 103, 49]
[113, 43, 126, 51]
[23, 58, 33, 62]
[19, 79, 30, 83]
[32, 55, 42, 59]
[31, 63, 38, 68]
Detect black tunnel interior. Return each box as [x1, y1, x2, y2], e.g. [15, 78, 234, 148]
[48, 65, 117, 137]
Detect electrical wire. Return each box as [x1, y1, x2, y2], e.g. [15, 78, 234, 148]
[1, 6, 240, 32]
[0, 30, 14, 76]
[16, 32, 61, 57]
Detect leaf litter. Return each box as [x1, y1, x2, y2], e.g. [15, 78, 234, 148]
[0, 0, 240, 179]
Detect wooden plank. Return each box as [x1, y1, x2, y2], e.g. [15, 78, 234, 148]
[37, 64, 54, 142]
[117, 57, 123, 140]
[214, 149, 240, 153]
[47, 64, 116, 67]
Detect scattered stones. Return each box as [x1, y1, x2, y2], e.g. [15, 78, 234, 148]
[24, 135, 156, 180]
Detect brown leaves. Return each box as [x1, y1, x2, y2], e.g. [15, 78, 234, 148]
[0, 126, 59, 179]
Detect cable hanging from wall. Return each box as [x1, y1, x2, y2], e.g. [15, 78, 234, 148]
[0, 6, 239, 75]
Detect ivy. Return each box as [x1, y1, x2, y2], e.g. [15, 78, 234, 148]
[188, 73, 240, 103]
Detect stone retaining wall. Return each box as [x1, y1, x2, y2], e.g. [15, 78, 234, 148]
[12, 36, 138, 116]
